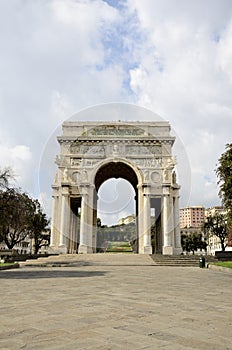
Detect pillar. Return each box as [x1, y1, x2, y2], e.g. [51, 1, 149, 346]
[69, 209, 77, 254]
[59, 190, 70, 253]
[173, 195, 182, 254]
[162, 190, 174, 255]
[137, 185, 144, 254]
[92, 190, 97, 253]
[143, 194, 152, 254]
[78, 186, 94, 253]
[50, 191, 58, 247]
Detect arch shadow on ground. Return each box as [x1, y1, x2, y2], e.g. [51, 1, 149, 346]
[0, 269, 108, 279]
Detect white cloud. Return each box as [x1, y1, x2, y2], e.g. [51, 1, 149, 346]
[0, 141, 33, 191]
[126, 0, 232, 208]
[0, 0, 232, 223]
[218, 20, 232, 82]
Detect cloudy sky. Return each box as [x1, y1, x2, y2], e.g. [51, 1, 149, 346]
[0, 0, 232, 225]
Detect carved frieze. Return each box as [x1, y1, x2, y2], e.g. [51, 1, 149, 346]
[70, 144, 105, 155]
[71, 158, 82, 167]
[70, 144, 80, 154]
[126, 145, 150, 155]
[134, 157, 162, 168]
[86, 145, 105, 155]
[55, 155, 70, 167]
[125, 145, 161, 155]
[88, 126, 146, 136]
[82, 159, 101, 167]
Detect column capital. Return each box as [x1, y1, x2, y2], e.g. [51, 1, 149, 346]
[52, 184, 59, 191]
[162, 186, 170, 196]
[61, 188, 70, 196]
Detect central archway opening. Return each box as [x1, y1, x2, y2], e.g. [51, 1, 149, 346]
[94, 162, 139, 253]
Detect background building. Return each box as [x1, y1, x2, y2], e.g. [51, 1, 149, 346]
[179, 206, 205, 229]
[118, 215, 135, 226]
[179, 205, 232, 255]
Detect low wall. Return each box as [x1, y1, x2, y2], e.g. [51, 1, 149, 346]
[215, 251, 232, 261]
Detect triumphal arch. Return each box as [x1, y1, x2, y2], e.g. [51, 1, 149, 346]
[50, 121, 182, 255]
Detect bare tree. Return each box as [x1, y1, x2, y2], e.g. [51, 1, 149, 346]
[0, 167, 14, 189]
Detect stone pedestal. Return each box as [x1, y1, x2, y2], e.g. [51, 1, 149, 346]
[144, 246, 153, 254]
[173, 247, 183, 255]
[57, 245, 68, 254]
[162, 246, 174, 255]
[78, 245, 93, 254]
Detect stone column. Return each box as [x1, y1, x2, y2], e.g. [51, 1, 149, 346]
[69, 210, 77, 254]
[162, 188, 174, 255]
[143, 193, 152, 254]
[78, 186, 94, 254]
[137, 185, 144, 254]
[92, 208, 97, 253]
[79, 194, 87, 252]
[173, 195, 182, 254]
[50, 190, 58, 247]
[59, 189, 69, 253]
[163, 194, 170, 246]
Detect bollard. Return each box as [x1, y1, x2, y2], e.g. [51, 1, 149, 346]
[199, 256, 205, 268]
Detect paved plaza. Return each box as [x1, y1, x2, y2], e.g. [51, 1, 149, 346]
[0, 263, 232, 350]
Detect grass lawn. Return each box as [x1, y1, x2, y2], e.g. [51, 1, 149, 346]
[106, 241, 132, 253]
[212, 261, 232, 269]
[0, 262, 15, 267]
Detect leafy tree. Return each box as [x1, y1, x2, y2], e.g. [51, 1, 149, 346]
[0, 188, 50, 253]
[181, 232, 207, 255]
[29, 200, 50, 254]
[0, 188, 35, 249]
[151, 223, 156, 254]
[204, 213, 228, 251]
[216, 143, 232, 225]
[97, 218, 102, 227]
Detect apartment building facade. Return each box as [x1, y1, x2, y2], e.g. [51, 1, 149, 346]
[179, 206, 205, 229]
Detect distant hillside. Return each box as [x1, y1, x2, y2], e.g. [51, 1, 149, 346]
[97, 222, 136, 251]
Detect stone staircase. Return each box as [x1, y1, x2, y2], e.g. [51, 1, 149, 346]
[19, 253, 155, 267]
[150, 254, 216, 267]
[19, 253, 217, 268]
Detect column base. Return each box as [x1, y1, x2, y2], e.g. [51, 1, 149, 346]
[78, 245, 93, 254]
[162, 246, 174, 255]
[47, 245, 56, 254]
[143, 245, 153, 254]
[173, 247, 183, 255]
[58, 245, 68, 254]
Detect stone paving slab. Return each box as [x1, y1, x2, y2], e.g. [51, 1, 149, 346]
[0, 265, 232, 349]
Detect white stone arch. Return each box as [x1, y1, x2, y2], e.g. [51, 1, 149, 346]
[50, 121, 182, 255]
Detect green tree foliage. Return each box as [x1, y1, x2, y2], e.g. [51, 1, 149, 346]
[97, 218, 102, 227]
[28, 200, 50, 254]
[181, 232, 207, 255]
[0, 188, 35, 249]
[0, 187, 50, 252]
[151, 223, 156, 254]
[216, 143, 232, 225]
[204, 213, 228, 251]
